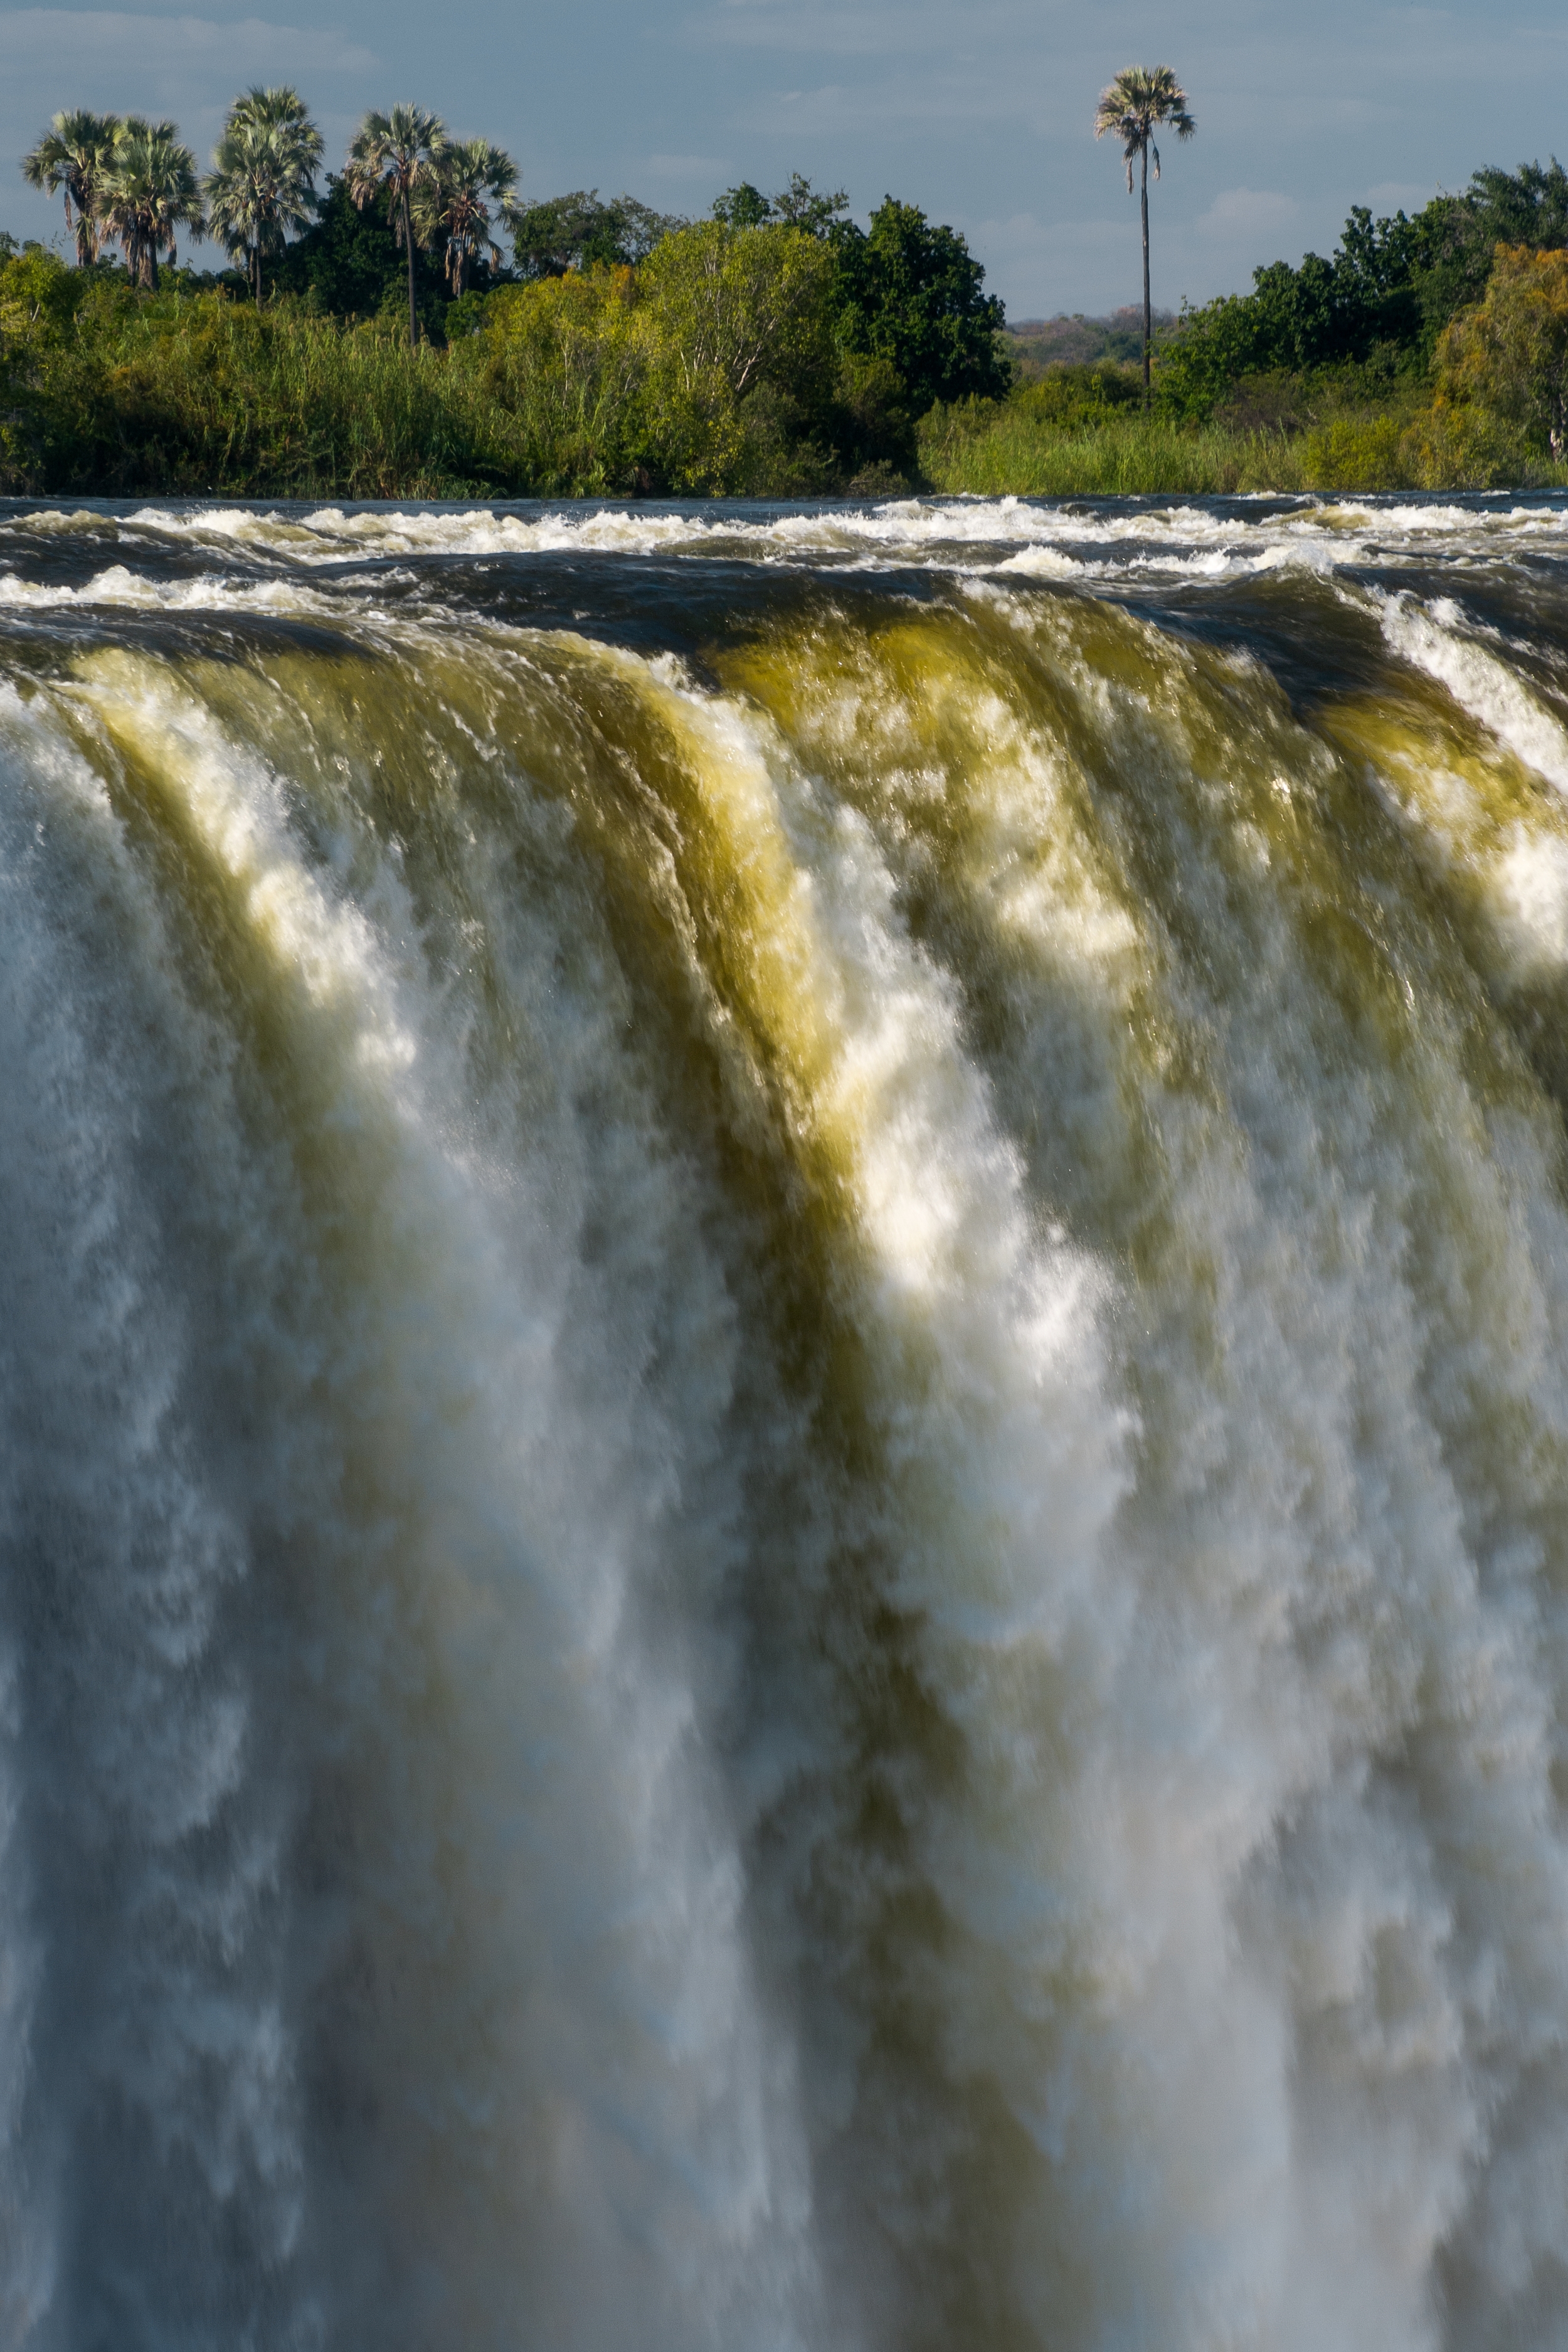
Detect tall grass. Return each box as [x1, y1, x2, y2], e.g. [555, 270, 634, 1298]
[13, 298, 528, 495]
[919, 395, 1568, 499]
[1, 272, 762, 497]
[918, 406, 1313, 495]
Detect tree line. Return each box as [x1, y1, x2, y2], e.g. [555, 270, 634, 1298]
[23, 95, 517, 336]
[1156, 160, 1568, 426]
[11, 93, 1010, 492]
[1, 93, 1013, 495]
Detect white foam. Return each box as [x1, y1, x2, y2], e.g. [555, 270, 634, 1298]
[1379, 592, 1568, 796]
[1, 489, 1564, 594]
[4, 512, 1568, 2346]
[719, 589, 1568, 2347]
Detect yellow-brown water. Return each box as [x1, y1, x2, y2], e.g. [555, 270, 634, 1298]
[4, 492, 1568, 2351]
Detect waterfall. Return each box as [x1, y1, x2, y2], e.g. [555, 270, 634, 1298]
[2, 493, 1567, 2351]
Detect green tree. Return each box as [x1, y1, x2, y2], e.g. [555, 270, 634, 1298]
[344, 105, 446, 346]
[412, 138, 517, 295]
[711, 182, 773, 230]
[1414, 161, 1568, 339]
[830, 198, 1008, 413]
[641, 218, 834, 400]
[97, 118, 204, 290]
[204, 87, 323, 302]
[21, 111, 119, 265]
[267, 174, 447, 326]
[1437, 243, 1568, 455]
[712, 174, 848, 236]
[507, 190, 684, 278]
[473, 268, 659, 490]
[1094, 65, 1195, 403]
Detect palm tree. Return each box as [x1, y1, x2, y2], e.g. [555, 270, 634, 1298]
[1094, 65, 1195, 405]
[344, 105, 447, 345]
[97, 117, 205, 289]
[21, 110, 119, 264]
[411, 137, 516, 296]
[206, 87, 323, 302]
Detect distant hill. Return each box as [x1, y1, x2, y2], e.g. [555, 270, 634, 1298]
[1007, 307, 1178, 373]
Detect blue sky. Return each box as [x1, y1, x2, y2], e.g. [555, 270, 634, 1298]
[0, 0, 1556, 317]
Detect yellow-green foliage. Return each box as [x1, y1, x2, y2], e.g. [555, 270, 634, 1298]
[464, 268, 659, 492]
[918, 240, 1568, 497]
[0, 253, 529, 493]
[4, 230, 1568, 501]
[918, 399, 1308, 494]
[1399, 398, 1537, 490]
[1009, 364, 1144, 428]
[1435, 244, 1568, 452]
[921, 369, 1567, 499]
[470, 223, 833, 493]
[0, 226, 845, 497]
[1298, 415, 1412, 492]
[639, 220, 834, 400]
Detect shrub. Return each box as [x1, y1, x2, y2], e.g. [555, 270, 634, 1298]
[1299, 414, 1412, 492]
[1434, 243, 1568, 452]
[1399, 397, 1537, 489]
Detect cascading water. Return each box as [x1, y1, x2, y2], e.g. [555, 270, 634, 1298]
[3, 490, 1568, 2352]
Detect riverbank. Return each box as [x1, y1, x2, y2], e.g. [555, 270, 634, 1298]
[1, 245, 1562, 501]
[918, 394, 1568, 497]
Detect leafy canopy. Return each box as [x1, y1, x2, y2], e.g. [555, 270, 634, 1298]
[1436, 243, 1568, 450]
[204, 87, 323, 300]
[344, 104, 447, 344]
[507, 191, 686, 278]
[641, 218, 835, 400]
[712, 174, 849, 237]
[830, 197, 1009, 412]
[411, 138, 517, 295]
[1162, 158, 1568, 416]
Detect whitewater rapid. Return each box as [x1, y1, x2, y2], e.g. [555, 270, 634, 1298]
[3, 490, 1568, 2351]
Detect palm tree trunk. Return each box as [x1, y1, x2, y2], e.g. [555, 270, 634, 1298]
[254, 246, 262, 304]
[404, 190, 418, 347]
[1140, 141, 1152, 410]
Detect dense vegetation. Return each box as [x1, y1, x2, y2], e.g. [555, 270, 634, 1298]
[1, 96, 1011, 496]
[0, 181, 1010, 494]
[8, 88, 1568, 496]
[933, 162, 1568, 495]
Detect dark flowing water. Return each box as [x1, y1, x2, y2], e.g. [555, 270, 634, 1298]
[5, 491, 1568, 2351]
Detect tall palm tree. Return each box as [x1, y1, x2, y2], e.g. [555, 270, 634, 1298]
[1094, 65, 1195, 405]
[21, 110, 119, 265]
[97, 117, 205, 290]
[206, 86, 323, 302]
[411, 137, 516, 296]
[344, 105, 447, 346]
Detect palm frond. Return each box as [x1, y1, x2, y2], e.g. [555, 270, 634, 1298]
[20, 110, 120, 263]
[98, 118, 204, 287]
[411, 135, 517, 292]
[1094, 63, 1195, 189]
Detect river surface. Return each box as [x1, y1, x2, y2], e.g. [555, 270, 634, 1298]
[4, 490, 1568, 2351]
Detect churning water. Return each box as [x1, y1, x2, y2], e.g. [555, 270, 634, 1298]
[4, 490, 1568, 2351]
